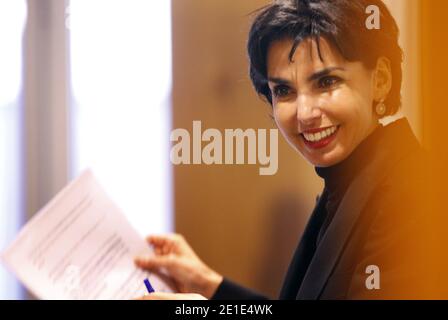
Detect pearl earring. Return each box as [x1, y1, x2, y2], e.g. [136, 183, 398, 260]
[375, 100, 386, 116]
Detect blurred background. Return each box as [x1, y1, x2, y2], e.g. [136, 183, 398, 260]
[0, 0, 446, 299]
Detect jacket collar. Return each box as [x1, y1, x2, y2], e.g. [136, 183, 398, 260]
[279, 118, 421, 299]
[296, 118, 421, 299]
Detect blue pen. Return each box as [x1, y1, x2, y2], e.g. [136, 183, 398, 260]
[144, 278, 155, 293]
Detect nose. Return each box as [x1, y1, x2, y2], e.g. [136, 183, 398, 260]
[296, 94, 322, 126]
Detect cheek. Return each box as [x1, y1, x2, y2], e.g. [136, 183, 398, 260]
[325, 89, 372, 125]
[328, 92, 375, 153]
[273, 103, 297, 133]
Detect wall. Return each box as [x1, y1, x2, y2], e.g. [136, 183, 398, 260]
[172, 0, 420, 297]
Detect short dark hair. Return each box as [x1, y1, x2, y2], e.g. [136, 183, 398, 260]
[247, 0, 403, 117]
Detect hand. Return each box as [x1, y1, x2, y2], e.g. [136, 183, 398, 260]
[134, 233, 223, 299]
[135, 292, 207, 300]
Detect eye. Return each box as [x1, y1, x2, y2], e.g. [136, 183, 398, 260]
[318, 75, 342, 89]
[272, 85, 292, 98]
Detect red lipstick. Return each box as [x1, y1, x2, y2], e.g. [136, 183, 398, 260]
[301, 126, 339, 150]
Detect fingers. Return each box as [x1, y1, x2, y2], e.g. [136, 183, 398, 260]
[146, 234, 169, 246]
[135, 292, 207, 300]
[146, 233, 183, 244]
[146, 234, 186, 255]
[146, 235, 170, 255]
[134, 254, 176, 271]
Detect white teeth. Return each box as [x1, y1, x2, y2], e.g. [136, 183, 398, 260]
[303, 126, 338, 143]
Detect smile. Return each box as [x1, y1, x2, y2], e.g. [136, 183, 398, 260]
[301, 125, 339, 149]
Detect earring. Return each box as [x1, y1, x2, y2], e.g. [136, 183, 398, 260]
[375, 100, 386, 116]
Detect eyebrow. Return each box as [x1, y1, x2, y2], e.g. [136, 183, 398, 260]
[268, 67, 345, 85]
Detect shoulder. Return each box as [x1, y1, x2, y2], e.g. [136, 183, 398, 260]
[366, 143, 428, 237]
[346, 146, 431, 298]
[376, 144, 428, 216]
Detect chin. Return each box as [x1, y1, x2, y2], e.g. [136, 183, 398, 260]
[312, 160, 338, 168]
[292, 138, 348, 167]
[303, 150, 347, 168]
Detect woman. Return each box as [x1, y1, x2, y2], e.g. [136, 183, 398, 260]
[135, 0, 432, 299]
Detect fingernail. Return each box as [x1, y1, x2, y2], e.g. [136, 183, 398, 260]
[135, 256, 150, 264]
[134, 257, 145, 264]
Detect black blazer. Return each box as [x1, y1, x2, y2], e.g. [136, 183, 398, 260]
[212, 119, 432, 300]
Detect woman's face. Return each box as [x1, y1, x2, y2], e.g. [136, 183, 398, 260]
[267, 37, 380, 167]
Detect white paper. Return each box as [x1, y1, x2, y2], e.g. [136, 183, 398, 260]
[1, 169, 173, 300]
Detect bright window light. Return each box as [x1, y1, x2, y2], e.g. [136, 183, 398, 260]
[69, 0, 173, 236]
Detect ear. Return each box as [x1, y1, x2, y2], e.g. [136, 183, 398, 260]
[373, 57, 392, 102]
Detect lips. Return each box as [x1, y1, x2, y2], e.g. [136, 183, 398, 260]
[301, 125, 339, 149]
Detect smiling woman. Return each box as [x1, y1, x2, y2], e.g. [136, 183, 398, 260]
[266, 37, 387, 167]
[134, 0, 438, 300]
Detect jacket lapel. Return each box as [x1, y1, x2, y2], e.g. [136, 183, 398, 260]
[278, 191, 328, 299]
[296, 150, 390, 299]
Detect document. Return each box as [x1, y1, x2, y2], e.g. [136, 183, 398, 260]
[1, 170, 173, 299]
